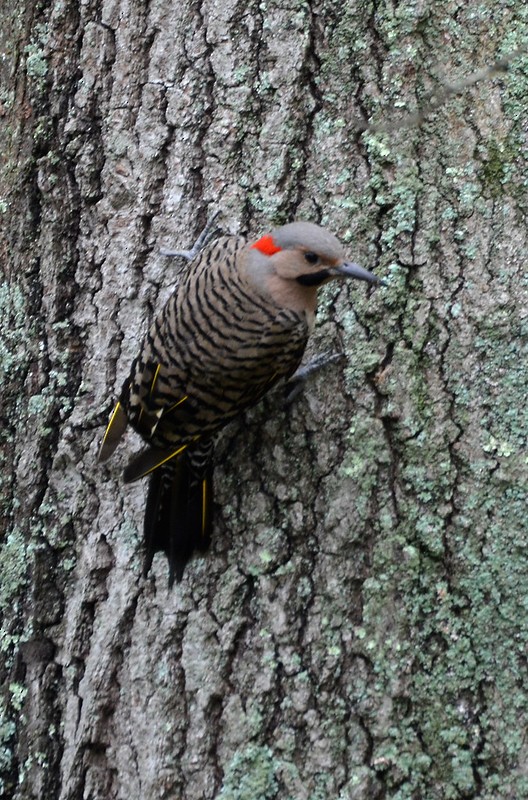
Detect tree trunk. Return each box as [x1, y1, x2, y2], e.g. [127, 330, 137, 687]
[1, 1, 527, 798]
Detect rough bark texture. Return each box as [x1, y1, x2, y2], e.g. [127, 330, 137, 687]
[1, 1, 527, 798]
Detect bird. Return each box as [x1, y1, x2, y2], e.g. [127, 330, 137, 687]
[98, 219, 383, 584]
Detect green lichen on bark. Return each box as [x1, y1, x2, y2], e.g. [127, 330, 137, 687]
[282, 2, 528, 797]
[218, 745, 279, 800]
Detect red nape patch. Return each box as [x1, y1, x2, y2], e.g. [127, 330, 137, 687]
[251, 235, 282, 256]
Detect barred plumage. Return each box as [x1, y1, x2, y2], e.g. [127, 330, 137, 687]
[98, 220, 382, 583]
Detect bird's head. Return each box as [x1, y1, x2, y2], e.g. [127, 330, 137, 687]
[246, 221, 382, 312]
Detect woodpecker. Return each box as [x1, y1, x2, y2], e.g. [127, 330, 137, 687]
[98, 220, 383, 584]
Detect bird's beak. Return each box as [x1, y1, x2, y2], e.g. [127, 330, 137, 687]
[330, 262, 385, 285]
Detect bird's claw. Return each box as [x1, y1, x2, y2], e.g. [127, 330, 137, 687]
[160, 210, 223, 261]
[283, 352, 345, 406]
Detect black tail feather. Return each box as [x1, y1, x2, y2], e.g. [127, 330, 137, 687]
[143, 442, 214, 585]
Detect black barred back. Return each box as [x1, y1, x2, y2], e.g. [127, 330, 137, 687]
[121, 235, 309, 452]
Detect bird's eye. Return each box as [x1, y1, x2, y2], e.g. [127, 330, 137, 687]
[304, 252, 319, 264]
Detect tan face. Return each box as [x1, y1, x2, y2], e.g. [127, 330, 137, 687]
[247, 222, 381, 311]
[269, 246, 342, 285]
[250, 221, 346, 286]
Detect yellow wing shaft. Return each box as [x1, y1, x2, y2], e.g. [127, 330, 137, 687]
[98, 401, 128, 463]
[123, 441, 198, 483]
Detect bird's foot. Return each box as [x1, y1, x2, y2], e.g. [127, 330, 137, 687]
[160, 210, 222, 261]
[284, 352, 346, 406]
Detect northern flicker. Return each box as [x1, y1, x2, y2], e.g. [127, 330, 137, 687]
[98, 220, 383, 583]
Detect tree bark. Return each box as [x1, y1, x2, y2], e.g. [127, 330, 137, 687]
[1, 1, 527, 798]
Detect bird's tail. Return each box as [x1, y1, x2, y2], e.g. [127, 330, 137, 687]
[143, 440, 214, 585]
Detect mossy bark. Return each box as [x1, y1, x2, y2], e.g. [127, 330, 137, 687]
[1, 1, 527, 799]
